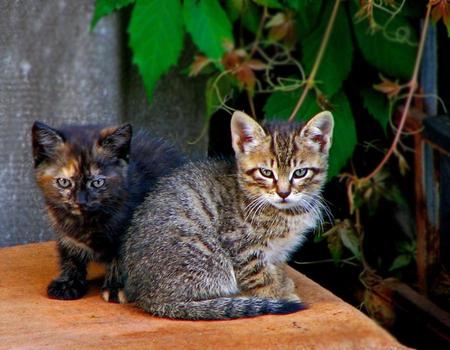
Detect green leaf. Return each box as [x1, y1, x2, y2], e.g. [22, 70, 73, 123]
[264, 90, 320, 120]
[291, 0, 322, 37]
[339, 228, 361, 259]
[206, 74, 235, 118]
[327, 232, 343, 264]
[383, 184, 408, 207]
[351, 3, 417, 79]
[389, 254, 412, 271]
[327, 92, 357, 179]
[283, 0, 301, 11]
[225, 0, 244, 22]
[241, 1, 261, 33]
[128, 0, 184, 102]
[184, 0, 234, 60]
[361, 88, 391, 133]
[301, 4, 353, 97]
[397, 240, 416, 254]
[252, 0, 282, 9]
[314, 230, 327, 243]
[91, 0, 134, 29]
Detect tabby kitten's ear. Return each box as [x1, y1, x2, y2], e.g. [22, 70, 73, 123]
[298, 111, 334, 154]
[32, 121, 65, 167]
[98, 124, 132, 161]
[231, 111, 266, 155]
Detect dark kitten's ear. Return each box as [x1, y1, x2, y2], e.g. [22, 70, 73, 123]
[231, 111, 266, 155]
[298, 111, 334, 154]
[98, 124, 132, 161]
[32, 121, 65, 167]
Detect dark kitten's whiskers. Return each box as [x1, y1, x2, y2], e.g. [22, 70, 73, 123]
[32, 122, 183, 302]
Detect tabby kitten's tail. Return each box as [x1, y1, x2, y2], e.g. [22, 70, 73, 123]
[136, 296, 305, 320]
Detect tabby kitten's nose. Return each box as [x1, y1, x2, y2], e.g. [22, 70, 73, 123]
[277, 191, 291, 199]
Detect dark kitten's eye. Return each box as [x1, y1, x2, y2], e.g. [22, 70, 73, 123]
[259, 168, 273, 178]
[293, 168, 309, 179]
[90, 178, 105, 189]
[56, 178, 72, 189]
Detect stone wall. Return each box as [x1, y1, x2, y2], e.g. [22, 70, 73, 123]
[0, 0, 206, 246]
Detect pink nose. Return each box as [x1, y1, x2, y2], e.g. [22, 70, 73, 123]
[277, 191, 291, 199]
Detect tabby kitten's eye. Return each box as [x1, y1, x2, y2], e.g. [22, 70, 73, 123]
[91, 178, 105, 189]
[259, 168, 273, 178]
[293, 168, 309, 179]
[56, 178, 72, 189]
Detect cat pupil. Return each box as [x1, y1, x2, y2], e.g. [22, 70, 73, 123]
[57, 178, 71, 188]
[293, 168, 308, 178]
[91, 178, 105, 188]
[259, 168, 273, 178]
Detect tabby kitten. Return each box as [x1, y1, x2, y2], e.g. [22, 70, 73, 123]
[32, 122, 183, 302]
[123, 110, 334, 320]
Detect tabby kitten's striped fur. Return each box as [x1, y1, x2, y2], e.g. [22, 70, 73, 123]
[123, 110, 334, 320]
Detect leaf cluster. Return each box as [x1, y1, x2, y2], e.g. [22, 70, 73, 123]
[92, 1, 432, 280]
[92, 0, 419, 180]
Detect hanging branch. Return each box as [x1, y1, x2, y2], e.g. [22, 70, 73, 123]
[288, 0, 341, 122]
[335, 2, 434, 283]
[358, 2, 432, 183]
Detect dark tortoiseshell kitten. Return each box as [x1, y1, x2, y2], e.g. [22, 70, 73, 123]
[32, 122, 183, 302]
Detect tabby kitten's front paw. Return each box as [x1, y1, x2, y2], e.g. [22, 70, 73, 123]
[47, 278, 87, 300]
[101, 287, 127, 304]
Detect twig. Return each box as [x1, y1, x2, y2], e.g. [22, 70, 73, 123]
[250, 6, 268, 56]
[247, 89, 256, 119]
[288, 0, 341, 122]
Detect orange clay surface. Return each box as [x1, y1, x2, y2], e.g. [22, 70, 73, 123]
[0, 241, 407, 349]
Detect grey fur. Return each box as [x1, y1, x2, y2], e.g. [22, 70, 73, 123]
[122, 112, 333, 320]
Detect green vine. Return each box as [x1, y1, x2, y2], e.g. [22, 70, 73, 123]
[92, 0, 450, 301]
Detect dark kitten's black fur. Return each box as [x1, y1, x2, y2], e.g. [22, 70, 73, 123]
[32, 122, 183, 302]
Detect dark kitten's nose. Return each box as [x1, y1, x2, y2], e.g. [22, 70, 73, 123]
[75, 191, 88, 207]
[277, 190, 291, 199]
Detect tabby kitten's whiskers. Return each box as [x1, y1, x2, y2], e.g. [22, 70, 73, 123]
[123, 110, 334, 320]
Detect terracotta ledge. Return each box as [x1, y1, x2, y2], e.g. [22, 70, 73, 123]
[0, 242, 407, 349]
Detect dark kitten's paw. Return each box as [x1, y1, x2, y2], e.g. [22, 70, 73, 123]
[102, 259, 126, 303]
[101, 287, 127, 304]
[47, 278, 87, 300]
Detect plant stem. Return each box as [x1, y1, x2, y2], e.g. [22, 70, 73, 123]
[250, 6, 268, 56]
[288, 0, 341, 122]
[247, 89, 256, 119]
[359, 2, 432, 183]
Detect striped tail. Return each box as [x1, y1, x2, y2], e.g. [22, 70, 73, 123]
[136, 296, 305, 320]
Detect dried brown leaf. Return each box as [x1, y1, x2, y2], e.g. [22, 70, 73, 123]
[189, 55, 212, 77]
[373, 75, 402, 99]
[236, 66, 256, 90]
[246, 59, 267, 71]
[265, 12, 286, 28]
[431, 1, 450, 27]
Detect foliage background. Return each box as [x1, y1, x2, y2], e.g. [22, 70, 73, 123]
[93, 0, 423, 178]
[93, 0, 449, 341]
